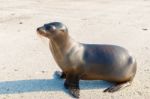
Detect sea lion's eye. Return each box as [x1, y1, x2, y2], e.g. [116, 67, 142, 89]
[44, 24, 51, 30]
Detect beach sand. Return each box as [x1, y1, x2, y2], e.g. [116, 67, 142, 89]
[0, 0, 150, 98]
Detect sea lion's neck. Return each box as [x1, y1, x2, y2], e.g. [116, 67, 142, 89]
[49, 36, 77, 66]
[50, 35, 73, 53]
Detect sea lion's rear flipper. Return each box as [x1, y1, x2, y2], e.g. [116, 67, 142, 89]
[103, 81, 132, 92]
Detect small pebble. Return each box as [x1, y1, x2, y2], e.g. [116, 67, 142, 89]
[14, 69, 18, 71]
[142, 28, 148, 31]
[136, 91, 142, 95]
[11, 13, 15, 16]
[19, 22, 23, 24]
[82, 18, 87, 20]
[41, 71, 46, 73]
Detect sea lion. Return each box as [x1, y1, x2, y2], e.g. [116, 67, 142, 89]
[36, 22, 137, 98]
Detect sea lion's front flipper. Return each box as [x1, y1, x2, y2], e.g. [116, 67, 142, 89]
[54, 71, 66, 79]
[68, 87, 80, 98]
[64, 73, 80, 98]
[103, 81, 132, 92]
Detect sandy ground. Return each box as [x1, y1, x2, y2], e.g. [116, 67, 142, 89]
[0, 0, 150, 98]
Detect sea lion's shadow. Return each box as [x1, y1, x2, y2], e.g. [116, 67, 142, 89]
[0, 75, 112, 95]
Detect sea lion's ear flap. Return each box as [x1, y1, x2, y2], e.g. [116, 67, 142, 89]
[51, 25, 56, 31]
[61, 25, 68, 33]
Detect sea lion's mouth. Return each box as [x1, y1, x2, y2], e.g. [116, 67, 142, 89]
[37, 27, 49, 37]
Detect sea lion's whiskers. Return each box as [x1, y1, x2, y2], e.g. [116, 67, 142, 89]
[37, 32, 48, 46]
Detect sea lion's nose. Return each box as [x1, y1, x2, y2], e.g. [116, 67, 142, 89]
[37, 27, 40, 31]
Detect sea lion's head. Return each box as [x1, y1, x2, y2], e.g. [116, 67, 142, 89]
[37, 22, 68, 39]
